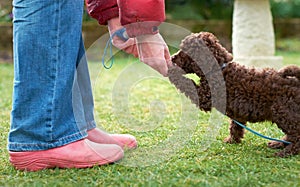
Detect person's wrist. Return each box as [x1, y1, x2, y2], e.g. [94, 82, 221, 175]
[108, 17, 123, 33]
[124, 22, 160, 38]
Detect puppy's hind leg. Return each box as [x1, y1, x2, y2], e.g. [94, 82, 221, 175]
[271, 101, 300, 157]
[275, 136, 300, 157]
[224, 120, 245, 144]
[267, 135, 287, 149]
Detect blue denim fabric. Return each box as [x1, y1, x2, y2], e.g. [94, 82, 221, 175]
[8, 0, 96, 151]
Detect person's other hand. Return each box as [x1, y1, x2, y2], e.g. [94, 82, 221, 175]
[136, 33, 172, 76]
[107, 17, 138, 57]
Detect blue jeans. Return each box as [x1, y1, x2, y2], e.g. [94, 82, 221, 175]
[8, 0, 96, 151]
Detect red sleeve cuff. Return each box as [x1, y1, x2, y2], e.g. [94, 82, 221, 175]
[96, 6, 119, 25]
[86, 0, 119, 25]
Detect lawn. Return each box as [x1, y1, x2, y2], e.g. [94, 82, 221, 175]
[0, 43, 300, 186]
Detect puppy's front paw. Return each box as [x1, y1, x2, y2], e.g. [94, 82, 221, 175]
[224, 136, 241, 144]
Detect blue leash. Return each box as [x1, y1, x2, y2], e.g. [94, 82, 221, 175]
[232, 119, 291, 145]
[102, 28, 129, 69]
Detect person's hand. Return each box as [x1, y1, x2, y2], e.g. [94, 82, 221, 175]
[136, 33, 172, 76]
[107, 17, 138, 57]
[108, 17, 172, 76]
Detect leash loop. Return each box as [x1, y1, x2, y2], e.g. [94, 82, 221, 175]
[102, 28, 129, 69]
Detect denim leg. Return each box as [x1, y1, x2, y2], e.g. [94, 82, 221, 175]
[8, 0, 93, 151]
[73, 38, 97, 131]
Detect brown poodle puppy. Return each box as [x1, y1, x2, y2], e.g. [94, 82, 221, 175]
[168, 32, 300, 157]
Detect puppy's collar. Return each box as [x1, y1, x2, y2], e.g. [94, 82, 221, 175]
[221, 63, 227, 70]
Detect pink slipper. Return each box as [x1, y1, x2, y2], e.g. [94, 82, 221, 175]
[9, 139, 124, 171]
[110, 134, 138, 149]
[87, 128, 138, 149]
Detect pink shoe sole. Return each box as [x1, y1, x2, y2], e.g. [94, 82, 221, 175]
[9, 139, 124, 171]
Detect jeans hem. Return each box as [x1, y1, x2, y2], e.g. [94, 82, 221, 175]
[7, 130, 88, 151]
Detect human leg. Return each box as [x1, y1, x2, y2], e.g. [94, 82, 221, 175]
[8, 0, 123, 171]
[9, 0, 88, 151]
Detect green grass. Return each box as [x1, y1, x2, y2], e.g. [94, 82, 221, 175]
[0, 47, 300, 187]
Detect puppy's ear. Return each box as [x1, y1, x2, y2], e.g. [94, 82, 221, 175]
[197, 32, 218, 45]
[199, 32, 233, 64]
[180, 33, 204, 52]
[180, 33, 217, 67]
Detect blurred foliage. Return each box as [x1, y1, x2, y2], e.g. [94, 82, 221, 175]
[166, 0, 233, 20]
[271, 0, 300, 18]
[0, 1, 12, 22]
[1, 0, 300, 22]
[166, 0, 300, 20]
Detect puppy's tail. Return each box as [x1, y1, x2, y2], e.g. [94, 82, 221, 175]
[278, 65, 300, 80]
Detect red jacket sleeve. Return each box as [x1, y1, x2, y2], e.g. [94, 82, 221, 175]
[85, 0, 119, 25]
[86, 0, 165, 37]
[118, 0, 165, 37]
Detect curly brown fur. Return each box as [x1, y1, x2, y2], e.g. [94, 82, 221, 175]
[168, 32, 300, 157]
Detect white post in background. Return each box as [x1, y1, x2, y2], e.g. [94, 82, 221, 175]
[232, 0, 282, 69]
